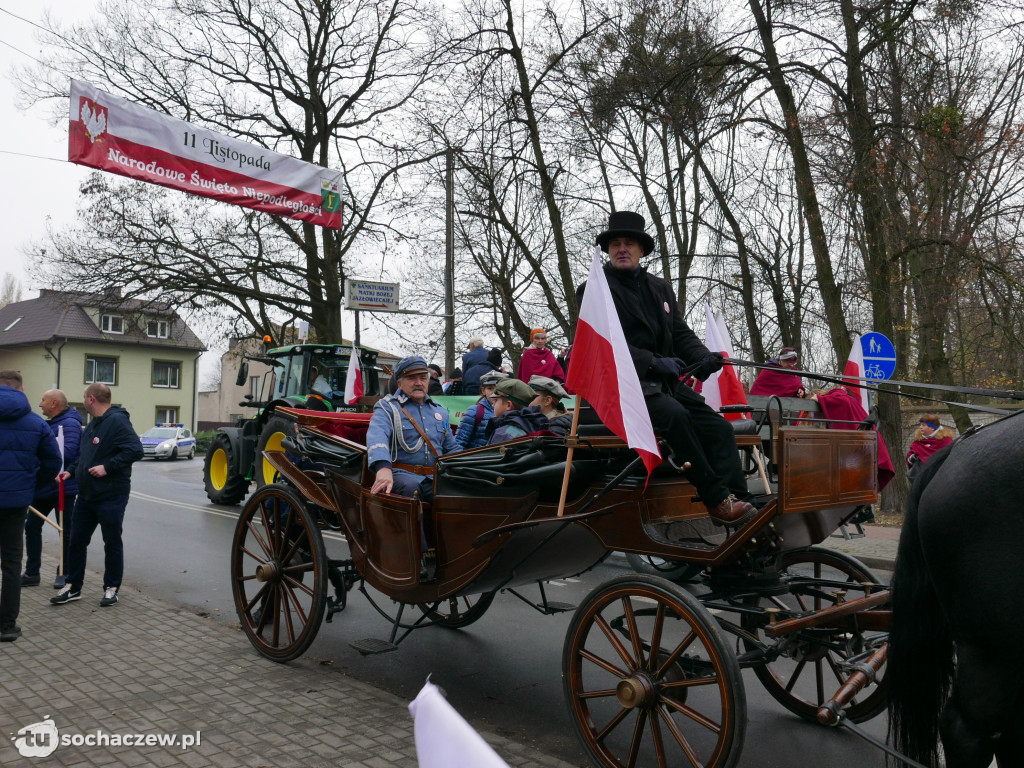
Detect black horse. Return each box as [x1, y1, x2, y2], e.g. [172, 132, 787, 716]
[888, 412, 1024, 767]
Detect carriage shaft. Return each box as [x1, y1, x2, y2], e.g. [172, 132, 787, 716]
[815, 644, 888, 726]
[764, 590, 889, 636]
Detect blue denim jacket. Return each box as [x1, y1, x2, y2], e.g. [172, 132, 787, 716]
[367, 391, 458, 471]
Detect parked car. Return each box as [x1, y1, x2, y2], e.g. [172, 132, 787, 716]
[140, 424, 197, 460]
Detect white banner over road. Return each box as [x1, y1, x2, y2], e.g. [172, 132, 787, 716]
[68, 80, 343, 229]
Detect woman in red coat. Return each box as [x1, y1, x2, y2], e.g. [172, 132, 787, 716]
[906, 413, 955, 468]
[516, 328, 566, 383]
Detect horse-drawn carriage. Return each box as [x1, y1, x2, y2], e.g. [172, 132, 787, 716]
[229, 404, 892, 768]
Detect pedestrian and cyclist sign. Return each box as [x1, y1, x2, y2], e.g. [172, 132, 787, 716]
[860, 332, 896, 380]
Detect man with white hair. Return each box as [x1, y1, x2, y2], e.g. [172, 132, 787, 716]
[462, 337, 487, 372]
[23, 389, 82, 589]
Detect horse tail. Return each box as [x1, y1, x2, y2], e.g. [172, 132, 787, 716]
[887, 446, 955, 767]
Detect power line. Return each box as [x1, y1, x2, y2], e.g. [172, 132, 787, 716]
[0, 6, 54, 34]
[0, 148, 66, 164]
[0, 36, 44, 64]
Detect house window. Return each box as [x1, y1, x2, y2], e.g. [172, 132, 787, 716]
[147, 320, 169, 338]
[152, 361, 181, 388]
[248, 376, 260, 400]
[156, 407, 178, 423]
[85, 356, 117, 385]
[3, 316, 22, 332]
[100, 314, 124, 334]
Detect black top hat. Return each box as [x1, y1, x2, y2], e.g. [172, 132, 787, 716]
[595, 211, 655, 255]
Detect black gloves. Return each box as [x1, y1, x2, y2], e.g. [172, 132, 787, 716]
[649, 357, 684, 379]
[693, 352, 725, 382]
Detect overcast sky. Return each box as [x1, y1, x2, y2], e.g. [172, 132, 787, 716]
[0, 1, 437, 382]
[0, 1, 92, 293]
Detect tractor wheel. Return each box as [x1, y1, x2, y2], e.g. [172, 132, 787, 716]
[203, 433, 251, 506]
[256, 415, 293, 489]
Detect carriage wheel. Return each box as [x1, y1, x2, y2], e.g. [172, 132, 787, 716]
[743, 546, 888, 723]
[624, 553, 703, 583]
[231, 484, 328, 662]
[418, 592, 496, 629]
[564, 575, 746, 768]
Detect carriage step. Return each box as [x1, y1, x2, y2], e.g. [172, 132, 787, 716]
[350, 638, 399, 656]
[541, 601, 576, 614]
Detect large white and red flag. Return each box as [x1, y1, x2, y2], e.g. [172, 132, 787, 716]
[843, 334, 871, 413]
[68, 80, 343, 229]
[344, 345, 364, 405]
[701, 305, 748, 421]
[567, 247, 662, 477]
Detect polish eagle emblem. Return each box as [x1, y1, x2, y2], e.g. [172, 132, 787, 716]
[80, 98, 107, 144]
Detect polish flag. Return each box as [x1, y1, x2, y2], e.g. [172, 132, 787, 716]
[344, 344, 364, 405]
[567, 247, 661, 477]
[701, 305, 748, 421]
[843, 335, 871, 413]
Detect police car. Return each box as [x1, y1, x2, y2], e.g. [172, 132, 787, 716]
[140, 424, 197, 460]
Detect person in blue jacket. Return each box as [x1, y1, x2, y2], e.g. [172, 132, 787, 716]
[52, 383, 143, 607]
[0, 370, 62, 641]
[463, 347, 504, 395]
[366, 355, 458, 503]
[454, 370, 507, 450]
[23, 389, 82, 589]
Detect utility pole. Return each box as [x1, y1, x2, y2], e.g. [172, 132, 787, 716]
[444, 148, 455, 376]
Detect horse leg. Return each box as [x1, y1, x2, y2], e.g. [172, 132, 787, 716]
[940, 645, 1019, 768]
[993, 693, 1024, 768]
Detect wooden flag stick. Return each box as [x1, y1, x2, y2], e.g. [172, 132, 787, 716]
[28, 505, 61, 531]
[556, 395, 583, 517]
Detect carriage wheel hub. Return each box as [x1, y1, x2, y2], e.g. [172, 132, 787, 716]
[255, 561, 280, 583]
[616, 674, 656, 709]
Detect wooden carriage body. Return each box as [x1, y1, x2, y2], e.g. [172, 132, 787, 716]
[268, 407, 880, 605]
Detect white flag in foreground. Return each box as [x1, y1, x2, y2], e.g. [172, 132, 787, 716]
[409, 681, 510, 768]
[567, 247, 661, 477]
[843, 334, 871, 413]
[344, 344, 364, 405]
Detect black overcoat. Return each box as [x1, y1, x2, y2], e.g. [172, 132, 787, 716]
[576, 263, 710, 400]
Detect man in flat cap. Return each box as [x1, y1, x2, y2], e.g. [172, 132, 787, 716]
[366, 355, 458, 501]
[577, 211, 755, 526]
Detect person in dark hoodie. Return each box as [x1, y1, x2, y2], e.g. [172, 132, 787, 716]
[52, 383, 143, 607]
[0, 370, 62, 642]
[486, 378, 551, 444]
[463, 347, 504, 395]
[23, 389, 82, 589]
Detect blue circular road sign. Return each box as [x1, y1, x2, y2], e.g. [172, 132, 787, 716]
[860, 332, 896, 380]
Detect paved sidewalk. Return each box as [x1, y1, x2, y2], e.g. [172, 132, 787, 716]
[2, 555, 578, 768]
[819, 524, 900, 572]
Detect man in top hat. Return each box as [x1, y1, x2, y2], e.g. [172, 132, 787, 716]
[576, 211, 755, 526]
[366, 355, 458, 501]
[749, 346, 805, 398]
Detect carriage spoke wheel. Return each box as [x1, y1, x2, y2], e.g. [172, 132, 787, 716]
[564, 575, 746, 768]
[742, 546, 888, 723]
[231, 484, 328, 662]
[418, 591, 496, 629]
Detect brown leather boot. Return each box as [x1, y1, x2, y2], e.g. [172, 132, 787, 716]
[707, 495, 756, 527]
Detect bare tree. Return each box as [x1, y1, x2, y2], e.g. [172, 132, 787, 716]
[20, 0, 447, 341]
[0, 273, 22, 310]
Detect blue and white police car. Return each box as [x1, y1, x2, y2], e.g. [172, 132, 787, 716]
[140, 423, 197, 460]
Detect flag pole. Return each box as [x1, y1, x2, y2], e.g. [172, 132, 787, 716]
[57, 475, 65, 579]
[556, 395, 582, 517]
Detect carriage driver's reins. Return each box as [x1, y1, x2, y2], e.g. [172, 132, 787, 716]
[722, 357, 1023, 415]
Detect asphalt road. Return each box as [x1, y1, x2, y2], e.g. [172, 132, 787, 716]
[63, 458, 892, 767]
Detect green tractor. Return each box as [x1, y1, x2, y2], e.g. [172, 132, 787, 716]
[202, 343, 382, 505]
